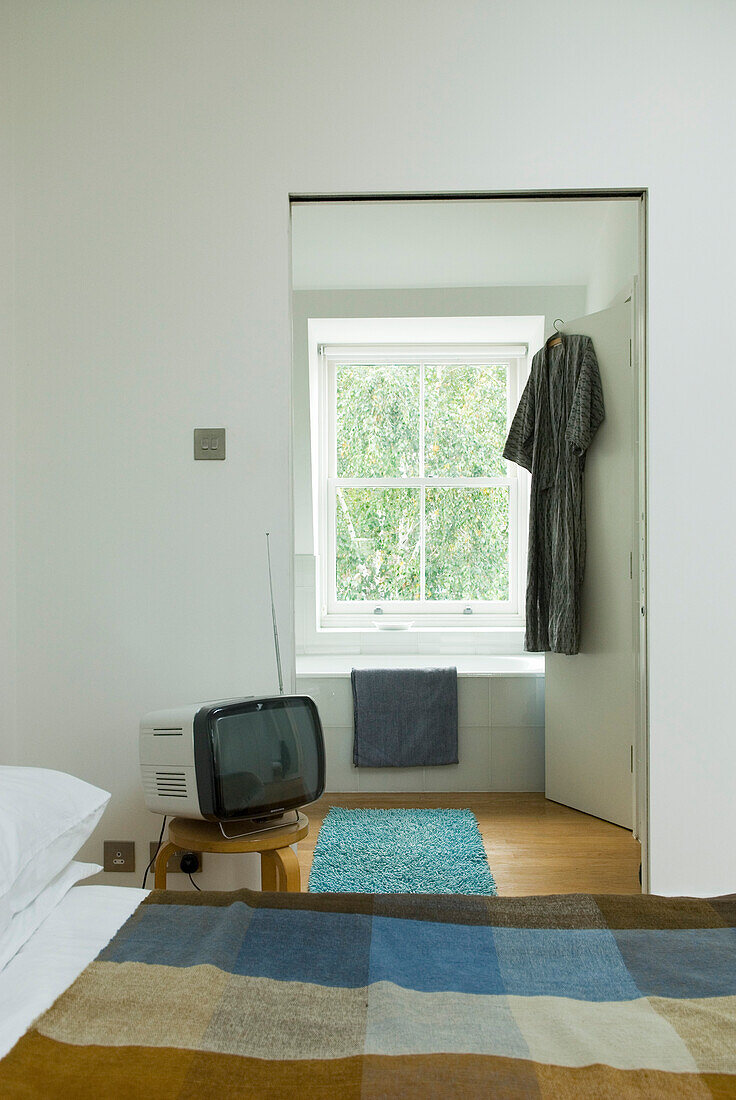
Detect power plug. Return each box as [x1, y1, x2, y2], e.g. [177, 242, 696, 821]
[179, 852, 201, 875]
[149, 843, 203, 874]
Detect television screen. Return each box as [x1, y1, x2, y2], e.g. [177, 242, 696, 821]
[204, 696, 324, 820]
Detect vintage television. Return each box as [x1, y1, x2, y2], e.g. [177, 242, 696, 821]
[140, 695, 325, 825]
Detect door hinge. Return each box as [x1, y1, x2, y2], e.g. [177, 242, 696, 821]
[629, 551, 633, 580]
[630, 745, 634, 774]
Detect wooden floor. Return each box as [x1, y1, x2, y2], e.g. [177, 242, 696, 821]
[298, 793, 641, 896]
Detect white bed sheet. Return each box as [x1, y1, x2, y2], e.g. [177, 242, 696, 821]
[0, 883, 147, 1059]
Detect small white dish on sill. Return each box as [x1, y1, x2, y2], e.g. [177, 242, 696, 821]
[373, 621, 414, 631]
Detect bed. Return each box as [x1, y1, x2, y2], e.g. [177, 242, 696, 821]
[0, 883, 146, 1061]
[1, 885, 735, 1097]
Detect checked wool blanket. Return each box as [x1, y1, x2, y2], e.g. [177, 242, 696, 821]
[1, 887, 735, 1097]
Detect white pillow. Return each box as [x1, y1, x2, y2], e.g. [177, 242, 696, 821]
[0, 861, 100, 972]
[0, 767, 110, 930]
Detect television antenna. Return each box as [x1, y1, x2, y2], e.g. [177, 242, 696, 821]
[265, 531, 284, 695]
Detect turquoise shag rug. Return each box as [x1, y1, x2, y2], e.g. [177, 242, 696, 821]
[308, 807, 497, 895]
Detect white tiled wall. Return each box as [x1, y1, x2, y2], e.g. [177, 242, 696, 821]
[296, 674, 545, 794]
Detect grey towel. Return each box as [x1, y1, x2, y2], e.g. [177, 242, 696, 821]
[351, 667, 458, 767]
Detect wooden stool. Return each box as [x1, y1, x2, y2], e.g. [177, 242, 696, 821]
[153, 813, 309, 892]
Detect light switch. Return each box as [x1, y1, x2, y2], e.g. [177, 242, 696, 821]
[194, 428, 226, 460]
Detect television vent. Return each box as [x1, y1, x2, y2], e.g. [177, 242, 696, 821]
[153, 728, 183, 736]
[154, 770, 188, 798]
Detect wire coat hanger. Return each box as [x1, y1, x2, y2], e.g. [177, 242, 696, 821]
[546, 318, 564, 349]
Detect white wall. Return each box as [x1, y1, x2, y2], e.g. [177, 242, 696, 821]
[4, 0, 736, 895]
[291, 200, 622, 289]
[7, 2, 295, 886]
[0, 31, 16, 766]
[585, 202, 640, 314]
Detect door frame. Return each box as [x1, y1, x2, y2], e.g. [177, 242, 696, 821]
[289, 187, 650, 889]
[633, 193, 649, 890]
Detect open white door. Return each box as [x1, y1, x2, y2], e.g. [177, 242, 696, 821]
[545, 300, 639, 830]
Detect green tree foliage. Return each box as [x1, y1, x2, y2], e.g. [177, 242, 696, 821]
[336, 487, 420, 600]
[425, 487, 509, 600]
[334, 362, 510, 603]
[424, 364, 507, 478]
[336, 365, 419, 477]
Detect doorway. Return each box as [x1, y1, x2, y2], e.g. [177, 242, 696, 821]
[289, 191, 648, 893]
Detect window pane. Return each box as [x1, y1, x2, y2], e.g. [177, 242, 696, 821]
[425, 487, 510, 601]
[335, 487, 420, 601]
[424, 364, 508, 477]
[336, 364, 420, 477]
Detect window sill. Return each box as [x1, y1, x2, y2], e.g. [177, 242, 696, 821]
[295, 653, 544, 678]
[317, 624, 526, 633]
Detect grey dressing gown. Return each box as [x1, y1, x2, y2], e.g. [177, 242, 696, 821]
[503, 334, 604, 655]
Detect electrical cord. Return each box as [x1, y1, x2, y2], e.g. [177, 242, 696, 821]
[187, 872, 201, 891]
[141, 815, 167, 889]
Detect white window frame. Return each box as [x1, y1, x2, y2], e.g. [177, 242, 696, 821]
[316, 343, 530, 629]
